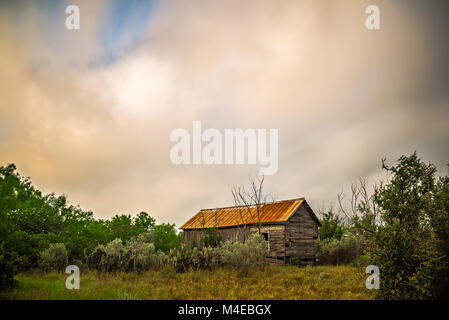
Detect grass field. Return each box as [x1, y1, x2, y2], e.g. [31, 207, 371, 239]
[0, 265, 375, 300]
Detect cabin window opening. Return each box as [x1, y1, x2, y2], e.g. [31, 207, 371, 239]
[261, 232, 269, 242]
[261, 232, 270, 251]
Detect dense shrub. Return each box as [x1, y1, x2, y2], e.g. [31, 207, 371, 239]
[317, 209, 362, 266]
[38, 243, 68, 272]
[101, 238, 136, 272]
[351, 254, 371, 267]
[87, 246, 106, 270]
[94, 239, 126, 272]
[169, 245, 219, 273]
[317, 235, 363, 265]
[219, 233, 268, 271]
[126, 239, 160, 272]
[135, 232, 154, 243]
[88, 236, 170, 272]
[199, 228, 223, 247]
[168, 233, 268, 273]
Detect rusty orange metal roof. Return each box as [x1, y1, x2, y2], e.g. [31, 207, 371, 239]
[180, 198, 305, 229]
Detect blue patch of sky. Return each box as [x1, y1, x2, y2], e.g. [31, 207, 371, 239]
[97, 0, 157, 65]
[2, 0, 157, 66]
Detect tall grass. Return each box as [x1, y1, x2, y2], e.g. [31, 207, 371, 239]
[0, 266, 374, 300]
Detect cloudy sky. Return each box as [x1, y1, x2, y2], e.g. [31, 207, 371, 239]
[1, 0, 448, 226]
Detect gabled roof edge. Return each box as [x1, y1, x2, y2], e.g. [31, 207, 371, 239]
[286, 199, 321, 227]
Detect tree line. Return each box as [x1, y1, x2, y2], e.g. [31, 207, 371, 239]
[0, 163, 182, 288]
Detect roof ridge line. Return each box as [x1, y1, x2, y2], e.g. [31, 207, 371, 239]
[199, 197, 305, 211]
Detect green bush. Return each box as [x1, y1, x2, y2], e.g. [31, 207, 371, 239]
[317, 235, 362, 265]
[88, 237, 170, 272]
[154, 250, 170, 267]
[351, 254, 371, 267]
[218, 233, 269, 271]
[168, 233, 269, 273]
[125, 239, 158, 272]
[38, 243, 68, 272]
[319, 211, 345, 241]
[169, 245, 219, 273]
[96, 238, 126, 272]
[87, 246, 106, 270]
[199, 228, 223, 247]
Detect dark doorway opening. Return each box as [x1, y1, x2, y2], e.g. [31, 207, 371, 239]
[261, 232, 269, 242]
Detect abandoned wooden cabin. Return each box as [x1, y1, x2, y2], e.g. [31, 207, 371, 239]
[180, 198, 321, 264]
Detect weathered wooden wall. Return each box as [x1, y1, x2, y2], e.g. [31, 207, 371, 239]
[284, 205, 318, 260]
[249, 225, 285, 258]
[183, 224, 286, 258]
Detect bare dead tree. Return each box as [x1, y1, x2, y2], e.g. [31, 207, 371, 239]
[336, 177, 383, 236]
[231, 185, 254, 241]
[231, 186, 243, 240]
[248, 175, 276, 233]
[231, 175, 275, 237]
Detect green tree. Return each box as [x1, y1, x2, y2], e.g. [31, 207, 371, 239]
[108, 215, 135, 242]
[108, 212, 155, 243]
[372, 152, 449, 299]
[152, 223, 183, 253]
[319, 210, 344, 241]
[428, 169, 449, 298]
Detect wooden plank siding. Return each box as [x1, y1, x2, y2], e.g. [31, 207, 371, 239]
[183, 224, 286, 258]
[285, 204, 319, 260]
[249, 225, 285, 258]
